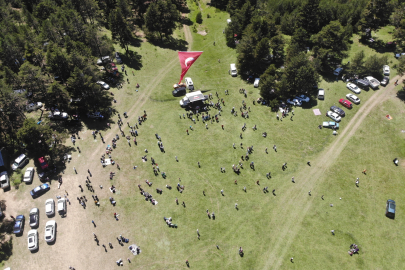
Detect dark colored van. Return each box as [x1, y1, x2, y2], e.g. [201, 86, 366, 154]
[386, 199, 396, 219]
[355, 79, 369, 89]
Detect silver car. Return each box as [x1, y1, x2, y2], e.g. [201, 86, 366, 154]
[29, 208, 39, 227]
[346, 83, 361, 94]
[346, 93, 360, 104]
[327, 111, 342, 122]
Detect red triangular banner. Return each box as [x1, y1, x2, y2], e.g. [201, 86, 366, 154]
[178, 51, 203, 84]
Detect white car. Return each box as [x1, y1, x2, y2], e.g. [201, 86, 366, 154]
[346, 83, 361, 94]
[44, 220, 56, 243]
[27, 229, 38, 251]
[346, 93, 360, 104]
[383, 65, 390, 75]
[365, 76, 380, 89]
[295, 94, 310, 102]
[327, 111, 341, 122]
[23, 167, 34, 183]
[0, 171, 9, 189]
[96, 81, 110, 89]
[254, 78, 260, 88]
[57, 198, 66, 215]
[287, 98, 302, 106]
[45, 199, 55, 216]
[49, 111, 68, 120]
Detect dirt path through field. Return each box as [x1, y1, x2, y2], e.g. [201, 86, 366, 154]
[183, 22, 193, 51]
[264, 77, 403, 269]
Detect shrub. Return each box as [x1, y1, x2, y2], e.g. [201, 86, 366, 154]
[207, 13, 211, 18]
[11, 169, 22, 188]
[196, 11, 203, 24]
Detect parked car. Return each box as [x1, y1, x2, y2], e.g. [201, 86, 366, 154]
[30, 183, 50, 198]
[115, 52, 122, 64]
[254, 78, 260, 88]
[184, 77, 194, 90]
[395, 52, 405, 59]
[172, 88, 186, 97]
[23, 167, 34, 183]
[29, 208, 39, 228]
[13, 215, 25, 234]
[87, 112, 104, 119]
[383, 65, 390, 75]
[44, 220, 56, 242]
[346, 93, 360, 104]
[355, 79, 369, 89]
[346, 83, 361, 94]
[339, 99, 353, 109]
[45, 199, 55, 216]
[49, 111, 68, 120]
[27, 229, 38, 251]
[97, 56, 110, 65]
[381, 76, 389, 86]
[330, 106, 345, 117]
[26, 102, 43, 112]
[286, 98, 302, 106]
[326, 111, 341, 122]
[333, 67, 343, 76]
[295, 95, 310, 102]
[38, 157, 48, 170]
[386, 199, 396, 219]
[12, 154, 28, 170]
[58, 198, 66, 216]
[323, 121, 339, 129]
[0, 171, 9, 189]
[365, 76, 380, 89]
[318, 89, 325, 100]
[96, 81, 110, 90]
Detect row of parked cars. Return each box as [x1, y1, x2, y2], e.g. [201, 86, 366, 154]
[325, 68, 390, 123]
[9, 153, 65, 250]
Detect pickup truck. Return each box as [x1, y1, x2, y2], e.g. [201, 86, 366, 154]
[323, 121, 339, 129]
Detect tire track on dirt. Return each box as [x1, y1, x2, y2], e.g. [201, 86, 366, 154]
[264, 76, 402, 269]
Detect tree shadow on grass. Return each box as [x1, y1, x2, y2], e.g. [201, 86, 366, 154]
[148, 36, 188, 51]
[121, 50, 143, 71]
[181, 16, 193, 26]
[396, 88, 405, 103]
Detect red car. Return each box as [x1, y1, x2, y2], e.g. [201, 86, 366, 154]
[38, 157, 49, 170]
[339, 99, 352, 109]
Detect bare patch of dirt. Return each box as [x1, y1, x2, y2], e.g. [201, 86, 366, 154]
[197, 30, 207, 36]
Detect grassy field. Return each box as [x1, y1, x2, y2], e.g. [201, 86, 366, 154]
[4, 2, 405, 270]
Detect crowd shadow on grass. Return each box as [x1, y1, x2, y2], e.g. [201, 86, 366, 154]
[148, 36, 188, 51]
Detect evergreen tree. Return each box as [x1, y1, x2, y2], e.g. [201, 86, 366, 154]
[311, 20, 350, 72]
[144, 0, 179, 40]
[109, 8, 133, 52]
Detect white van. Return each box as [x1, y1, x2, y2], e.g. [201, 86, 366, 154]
[185, 77, 194, 90]
[230, 64, 237, 77]
[318, 89, 325, 100]
[11, 154, 28, 171]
